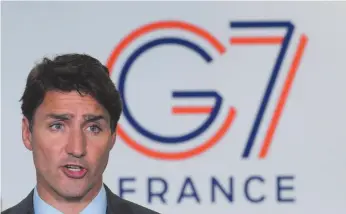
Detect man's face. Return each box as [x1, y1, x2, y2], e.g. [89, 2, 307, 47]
[22, 91, 116, 199]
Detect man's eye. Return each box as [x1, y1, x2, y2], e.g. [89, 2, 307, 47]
[87, 125, 101, 134]
[50, 123, 63, 130]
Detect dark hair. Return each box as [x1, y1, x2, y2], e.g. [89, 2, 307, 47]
[20, 53, 122, 132]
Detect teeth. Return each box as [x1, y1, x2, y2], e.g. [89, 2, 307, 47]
[68, 168, 81, 172]
[66, 165, 83, 171]
[67, 165, 80, 169]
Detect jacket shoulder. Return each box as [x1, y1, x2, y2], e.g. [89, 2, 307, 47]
[1, 190, 34, 214]
[2, 202, 27, 214]
[1, 207, 12, 214]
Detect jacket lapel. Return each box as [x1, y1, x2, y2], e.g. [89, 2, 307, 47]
[104, 184, 133, 214]
[24, 190, 35, 214]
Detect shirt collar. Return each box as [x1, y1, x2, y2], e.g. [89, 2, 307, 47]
[33, 185, 107, 214]
[80, 185, 107, 214]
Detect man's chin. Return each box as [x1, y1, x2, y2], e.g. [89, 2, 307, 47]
[52, 182, 92, 202]
[55, 188, 90, 202]
[61, 194, 86, 202]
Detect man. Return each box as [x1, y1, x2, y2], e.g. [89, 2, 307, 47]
[2, 54, 160, 214]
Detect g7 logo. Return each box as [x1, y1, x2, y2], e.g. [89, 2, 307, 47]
[106, 20, 308, 161]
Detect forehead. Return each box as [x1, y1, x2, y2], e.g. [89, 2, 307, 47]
[35, 91, 108, 118]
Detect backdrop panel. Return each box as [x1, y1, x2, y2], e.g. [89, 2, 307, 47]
[2, 2, 346, 214]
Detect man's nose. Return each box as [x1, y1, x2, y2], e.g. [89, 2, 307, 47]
[65, 127, 87, 158]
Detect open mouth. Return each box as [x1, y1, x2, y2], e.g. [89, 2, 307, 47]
[62, 164, 87, 179]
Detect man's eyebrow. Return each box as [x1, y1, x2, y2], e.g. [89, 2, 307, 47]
[83, 114, 107, 122]
[44, 113, 108, 123]
[45, 113, 71, 120]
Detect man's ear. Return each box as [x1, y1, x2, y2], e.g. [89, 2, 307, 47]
[22, 117, 33, 151]
[109, 128, 117, 150]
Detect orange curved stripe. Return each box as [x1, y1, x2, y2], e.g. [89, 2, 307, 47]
[259, 35, 308, 159]
[107, 20, 226, 74]
[117, 107, 236, 160]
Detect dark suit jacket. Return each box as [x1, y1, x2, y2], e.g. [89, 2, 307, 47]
[1, 184, 160, 214]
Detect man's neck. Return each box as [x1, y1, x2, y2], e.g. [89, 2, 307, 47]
[36, 180, 103, 214]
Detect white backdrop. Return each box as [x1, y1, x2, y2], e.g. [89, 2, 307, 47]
[2, 2, 346, 214]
